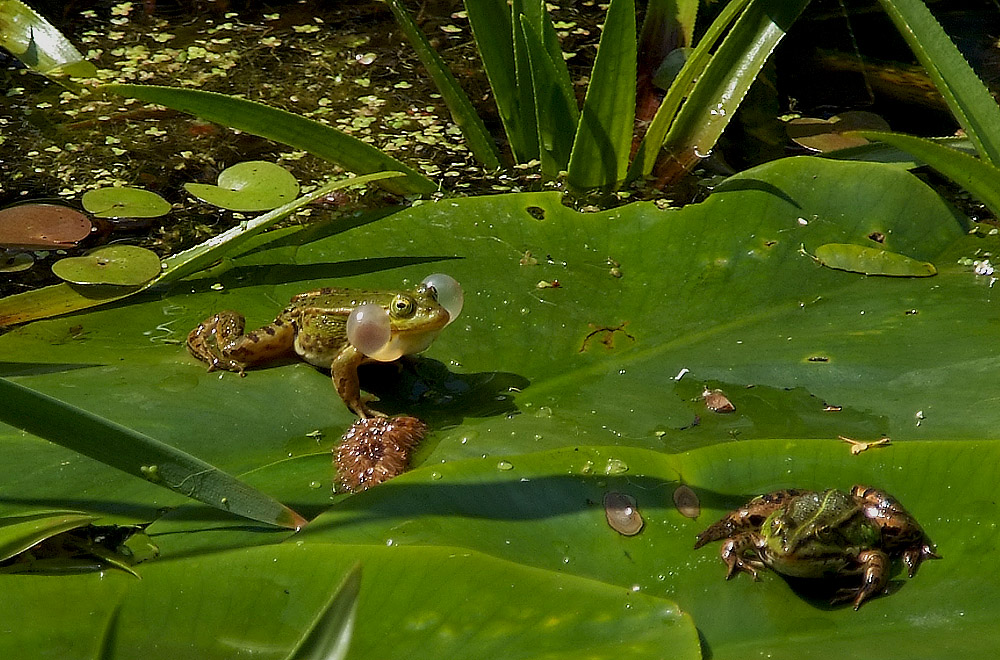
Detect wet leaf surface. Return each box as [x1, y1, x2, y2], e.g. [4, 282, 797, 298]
[2, 156, 998, 658]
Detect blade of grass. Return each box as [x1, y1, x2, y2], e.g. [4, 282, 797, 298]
[853, 130, 1000, 217]
[0, 377, 307, 529]
[566, 0, 637, 190]
[876, 0, 1000, 167]
[519, 0, 576, 110]
[628, 0, 751, 181]
[648, 0, 808, 185]
[0, 0, 97, 85]
[382, 0, 501, 170]
[463, 0, 537, 162]
[521, 17, 578, 174]
[0, 172, 401, 327]
[100, 84, 435, 195]
[511, 0, 540, 164]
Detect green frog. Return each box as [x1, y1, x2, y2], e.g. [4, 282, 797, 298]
[694, 485, 938, 609]
[187, 275, 462, 417]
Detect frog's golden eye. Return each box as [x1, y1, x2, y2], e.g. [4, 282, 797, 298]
[390, 294, 416, 318]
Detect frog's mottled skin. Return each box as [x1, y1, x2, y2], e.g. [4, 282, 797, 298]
[187, 285, 450, 417]
[694, 485, 938, 609]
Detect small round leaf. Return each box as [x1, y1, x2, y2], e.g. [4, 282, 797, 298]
[0, 252, 34, 273]
[0, 203, 92, 249]
[183, 161, 300, 212]
[51, 245, 162, 286]
[81, 187, 172, 218]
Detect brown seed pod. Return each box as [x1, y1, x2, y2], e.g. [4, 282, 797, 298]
[334, 416, 428, 493]
[603, 492, 644, 536]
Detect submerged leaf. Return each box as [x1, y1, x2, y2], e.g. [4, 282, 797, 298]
[812, 243, 937, 277]
[51, 245, 162, 286]
[184, 161, 300, 212]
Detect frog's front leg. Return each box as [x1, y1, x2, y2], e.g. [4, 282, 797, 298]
[331, 344, 384, 418]
[187, 311, 296, 374]
[720, 532, 766, 580]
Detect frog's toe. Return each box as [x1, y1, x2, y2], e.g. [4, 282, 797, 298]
[720, 537, 761, 580]
[903, 544, 940, 577]
[847, 549, 889, 609]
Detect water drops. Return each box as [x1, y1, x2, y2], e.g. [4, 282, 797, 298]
[496, 460, 514, 471]
[308, 480, 322, 489]
[604, 458, 629, 475]
[430, 471, 443, 481]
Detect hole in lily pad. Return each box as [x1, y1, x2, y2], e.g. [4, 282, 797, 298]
[51, 245, 162, 286]
[0, 252, 34, 273]
[183, 161, 300, 212]
[0, 203, 93, 249]
[81, 187, 172, 219]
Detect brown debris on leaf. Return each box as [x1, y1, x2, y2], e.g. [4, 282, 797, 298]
[702, 388, 735, 413]
[839, 435, 891, 455]
[334, 416, 428, 493]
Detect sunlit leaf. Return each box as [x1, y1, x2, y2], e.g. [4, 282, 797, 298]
[0, 0, 97, 80]
[184, 161, 300, 212]
[51, 245, 162, 286]
[567, 0, 636, 190]
[82, 187, 172, 219]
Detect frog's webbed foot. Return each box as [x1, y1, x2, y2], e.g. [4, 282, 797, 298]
[902, 543, 940, 577]
[720, 533, 765, 580]
[333, 345, 389, 418]
[834, 549, 889, 610]
[187, 311, 250, 374]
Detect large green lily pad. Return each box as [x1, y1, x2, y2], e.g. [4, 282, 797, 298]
[1, 156, 998, 657]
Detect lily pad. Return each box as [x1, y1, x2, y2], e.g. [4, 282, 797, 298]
[787, 111, 891, 152]
[184, 161, 301, 211]
[81, 187, 172, 219]
[50, 245, 162, 286]
[2, 155, 999, 658]
[0, 252, 34, 272]
[0, 203, 92, 249]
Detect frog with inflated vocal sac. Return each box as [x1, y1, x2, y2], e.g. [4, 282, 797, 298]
[694, 485, 938, 609]
[187, 274, 463, 417]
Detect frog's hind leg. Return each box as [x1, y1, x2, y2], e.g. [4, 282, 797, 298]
[187, 311, 296, 374]
[837, 549, 890, 610]
[720, 532, 766, 580]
